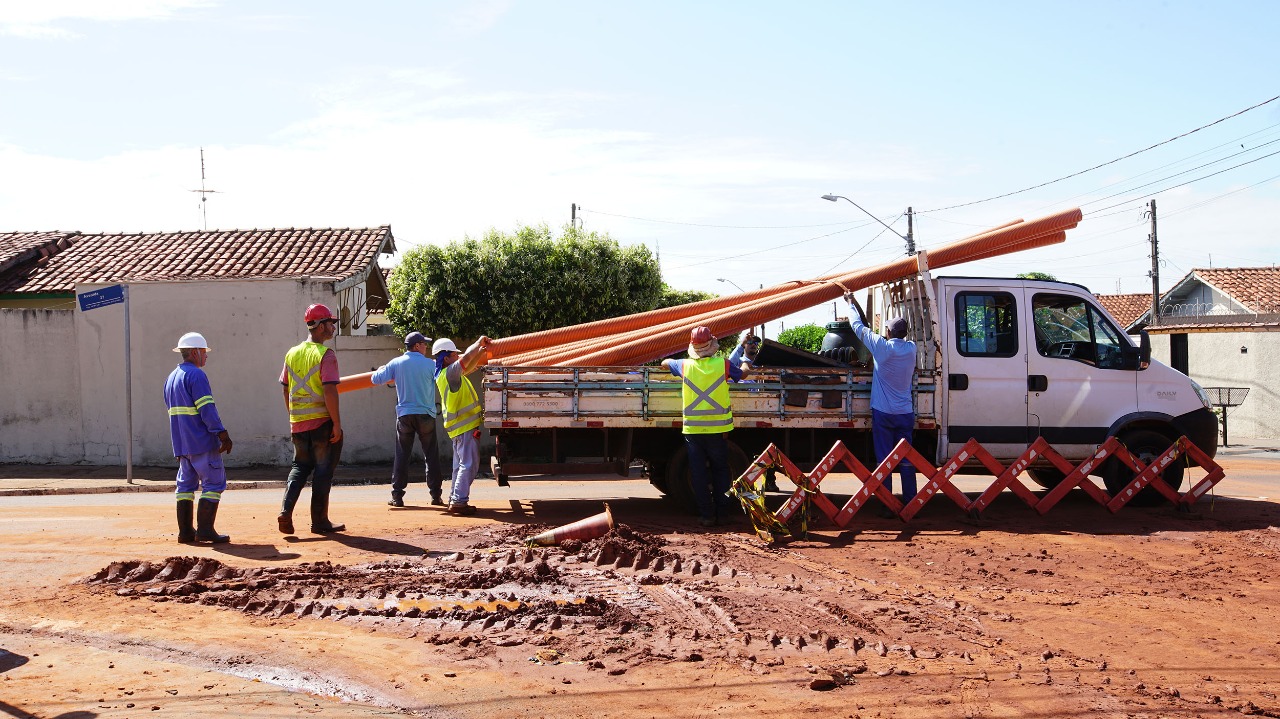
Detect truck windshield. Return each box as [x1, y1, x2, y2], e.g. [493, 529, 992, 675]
[1032, 294, 1127, 369]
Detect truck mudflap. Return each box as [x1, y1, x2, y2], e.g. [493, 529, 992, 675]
[733, 434, 1226, 542]
[1172, 407, 1219, 460]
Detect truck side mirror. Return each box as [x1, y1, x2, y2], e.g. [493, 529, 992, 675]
[1138, 330, 1151, 369]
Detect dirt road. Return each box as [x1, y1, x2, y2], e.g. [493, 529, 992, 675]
[2, 455, 1278, 718]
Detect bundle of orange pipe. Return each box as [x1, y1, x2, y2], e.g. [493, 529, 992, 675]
[338, 208, 1079, 389]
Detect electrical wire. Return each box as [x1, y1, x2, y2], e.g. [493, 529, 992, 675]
[666, 216, 903, 270]
[819, 222, 902, 276]
[1086, 148, 1280, 215]
[917, 94, 1280, 213]
[581, 208, 870, 230]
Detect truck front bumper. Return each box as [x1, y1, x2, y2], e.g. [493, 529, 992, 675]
[1173, 407, 1219, 461]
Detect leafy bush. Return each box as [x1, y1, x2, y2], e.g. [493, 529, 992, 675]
[387, 224, 663, 342]
[777, 323, 827, 354]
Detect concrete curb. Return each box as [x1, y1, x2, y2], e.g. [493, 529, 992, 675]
[0, 477, 395, 498]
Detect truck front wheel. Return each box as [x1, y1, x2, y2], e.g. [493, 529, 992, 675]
[1102, 428, 1185, 505]
[665, 440, 749, 514]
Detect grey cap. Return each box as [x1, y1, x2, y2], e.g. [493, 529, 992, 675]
[404, 331, 431, 348]
[886, 317, 908, 339]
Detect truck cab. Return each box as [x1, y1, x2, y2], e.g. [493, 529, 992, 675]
[931, 276, 1218, 493]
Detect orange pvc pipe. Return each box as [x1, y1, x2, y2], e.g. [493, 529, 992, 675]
[561, 209, 1080, 366]
[502, 218, 1034, 364]
[337, 371, 375, 393]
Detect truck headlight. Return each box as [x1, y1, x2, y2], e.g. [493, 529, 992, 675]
[1190, 379, 1212, 410]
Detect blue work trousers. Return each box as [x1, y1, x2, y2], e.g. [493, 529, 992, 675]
[391, 414, 443, 501]
[872, 409, 916, 500]
[684, 433, 736, 521]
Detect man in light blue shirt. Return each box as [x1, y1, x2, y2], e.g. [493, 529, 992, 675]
[372, 331, 444, 507]
[846, 294, 919, 502]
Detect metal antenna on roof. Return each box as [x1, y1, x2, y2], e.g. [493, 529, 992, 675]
[189, 147, 221, 230]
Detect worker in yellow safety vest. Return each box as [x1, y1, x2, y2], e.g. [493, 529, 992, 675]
[432, 335, 492, 516]
[277, 303, 346, 535]
[662, 326, 755, 527]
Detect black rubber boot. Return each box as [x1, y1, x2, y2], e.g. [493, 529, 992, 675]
[176, 499, 196, 544]
[195, 498, 230, 543]
[310, 477, 345, 533]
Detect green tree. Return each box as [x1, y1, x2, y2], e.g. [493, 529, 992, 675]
[777, 323, 827, 354]
[387, 224, 664, 342]
[655, 283, 713, 309]
[1016, 271, 1058, 281]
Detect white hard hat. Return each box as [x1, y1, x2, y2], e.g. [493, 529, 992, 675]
[173, 332, 210, 352]
[431, 338, 458, 355]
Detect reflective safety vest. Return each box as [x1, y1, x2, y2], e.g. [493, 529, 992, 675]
[284, 340, 331, 425]
[436, 368, 482, 439]
[680, 357, 733, 435]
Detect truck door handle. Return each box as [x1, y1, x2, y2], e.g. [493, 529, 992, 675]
[1028, 375, 1048, 392]
[949, 373, 969, 391]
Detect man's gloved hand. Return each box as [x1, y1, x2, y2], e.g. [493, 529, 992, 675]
[217, 431, 233, 454]
[844, 293, 867, 324]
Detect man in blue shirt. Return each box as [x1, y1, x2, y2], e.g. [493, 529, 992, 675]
[846, 294, 919, 503]
[163, 331, 233, 544]
[372, 331, 444, 507]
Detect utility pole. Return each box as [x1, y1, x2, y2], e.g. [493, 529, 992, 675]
[905, 206, 916, 255]
[1146, 199, 1159, 327]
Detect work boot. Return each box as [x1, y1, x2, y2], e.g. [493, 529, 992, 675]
[446, 503, 476, 516]
[310, 486, 345, 533]
[277, 513, 295, 535]
[430, 494, 444, 506]
[388, 498, 405, 508]
[195, 498, 230, 544]
[176, 499, 196, 544]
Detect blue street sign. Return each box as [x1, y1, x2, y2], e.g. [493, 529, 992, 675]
[77, 284, 125, 311]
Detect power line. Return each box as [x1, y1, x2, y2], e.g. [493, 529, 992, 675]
[1085, 147, 1280, 215]
[581, 207, 870, 230]
[918, 94, 1280, 213]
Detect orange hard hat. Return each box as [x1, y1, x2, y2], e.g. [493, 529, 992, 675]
[690, 326, 714, 344]
[304, 303, 336, 325]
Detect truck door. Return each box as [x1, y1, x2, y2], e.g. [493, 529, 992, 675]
[942, 285, 1029, 458]
[1026, 291, 1137, 459]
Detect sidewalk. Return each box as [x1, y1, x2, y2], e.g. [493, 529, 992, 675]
[0, 463, 396, 497]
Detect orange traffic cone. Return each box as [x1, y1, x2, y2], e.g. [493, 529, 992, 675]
[526, 503, 615, 546]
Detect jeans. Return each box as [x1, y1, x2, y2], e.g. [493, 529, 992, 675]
[684, 433, 736, 521]
[281, 420, 343, 522]
[872, 409, 916, 500]
[391, 414, 443, 501]
[448, 431, 479, 506]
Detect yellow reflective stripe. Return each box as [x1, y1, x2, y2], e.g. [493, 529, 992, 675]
[681, 358, 732, 435]
[285, 340, 331, 424]
[175, 492, 195, 501]
[199, 491, 222, 501]
[194, 395, 215, 408]
[168, 406, 199, 416]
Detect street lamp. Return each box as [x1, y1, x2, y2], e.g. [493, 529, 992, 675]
[716, 277, 745, 293]
[821, 194, 915, 255]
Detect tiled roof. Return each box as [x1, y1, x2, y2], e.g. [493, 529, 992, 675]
[0, 227, 394, 294]
[0, 231, 81, 276]
[1094, 293, 1151, 329]
[1192, 267, 1280, 314]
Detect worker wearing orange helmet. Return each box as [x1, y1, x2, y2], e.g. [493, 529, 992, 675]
[277, 303, 346, 535]
[662, 326, 754, 527]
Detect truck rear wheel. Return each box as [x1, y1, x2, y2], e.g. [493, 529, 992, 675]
[1102, 429, 1185, 506]
[1026, 467, 1066, 489]
[665, 439, 749, 514]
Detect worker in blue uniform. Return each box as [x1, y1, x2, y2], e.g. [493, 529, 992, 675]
[163, 331, 234, 543]
[845, 293, 918, 506]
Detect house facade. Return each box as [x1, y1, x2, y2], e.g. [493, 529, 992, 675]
[1101, 269, 1280, 442]
[0, 227, 415, 465]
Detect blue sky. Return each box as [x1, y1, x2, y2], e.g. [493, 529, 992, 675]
[2, 1, 1277, 331]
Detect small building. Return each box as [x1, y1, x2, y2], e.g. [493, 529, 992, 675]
[0, 227, 408, 465]
[1120, 268, 1279, 442]
[1093, 292, 1152, 334]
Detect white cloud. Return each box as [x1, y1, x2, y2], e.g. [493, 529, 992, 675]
[0, 0, 210, 38]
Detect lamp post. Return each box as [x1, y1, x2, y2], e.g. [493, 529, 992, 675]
[821, 194, 915, 255]
[717, 278, 766, 339]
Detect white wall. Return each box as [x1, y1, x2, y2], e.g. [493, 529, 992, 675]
[1150, 330, 1279, 441]
[62, 278, 407, 466]
[0, 308, 84, 462]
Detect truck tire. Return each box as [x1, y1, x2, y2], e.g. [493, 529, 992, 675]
[1101, 428, 1185, 506]
[665, 440, 749, 514]
[1026, 467, 1066, 489]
